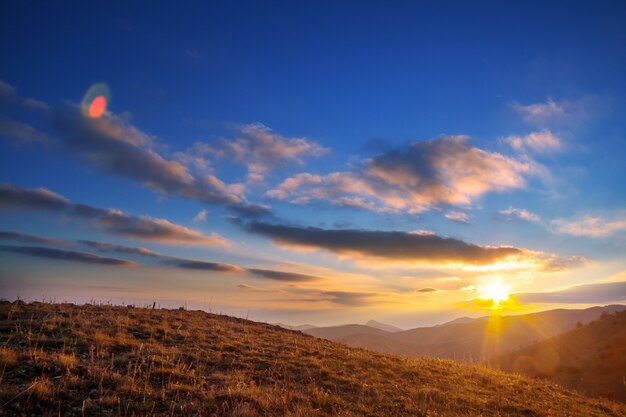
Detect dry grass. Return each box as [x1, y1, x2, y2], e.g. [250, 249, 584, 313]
[0, 300, 624, 417]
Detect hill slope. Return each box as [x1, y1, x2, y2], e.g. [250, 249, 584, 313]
[0, 301, 624, 417]
[492, 310, 626, 403]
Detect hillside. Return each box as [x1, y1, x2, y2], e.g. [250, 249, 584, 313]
[492, 310, 626, 403]
[1, 303, 624, 416]
[307, 305, 626, 362]
[305, 323, 392, 340]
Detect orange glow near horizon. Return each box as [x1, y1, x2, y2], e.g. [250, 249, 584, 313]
[482, 281, 510, 306]
[88, 95, 107, 118]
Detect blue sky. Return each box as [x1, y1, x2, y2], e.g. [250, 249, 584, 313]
[1, 1, 625, 327]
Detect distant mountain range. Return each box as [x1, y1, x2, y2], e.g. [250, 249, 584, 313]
[289, 305, 626, 363]
[492, 309, 626, 402]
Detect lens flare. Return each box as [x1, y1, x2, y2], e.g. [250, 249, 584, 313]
[89, 96, 107, 118]
[81, 83, 111, 119]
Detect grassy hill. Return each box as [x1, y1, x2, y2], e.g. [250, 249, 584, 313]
[1, 301, 624, 416]
[307, 305, 626, 362]
[492, 310, 626, 403]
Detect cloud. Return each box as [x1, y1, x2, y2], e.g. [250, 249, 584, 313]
[161, 258, 240, 272]
[236, 284, 278, 293]
[52, 105, 270, 216]
[79, 240, 160, 256]
[511, 97, 602, 128]
[242, 221, 586, 273]
[503, 130, 562, 153]
[243, 221, 523, 266]
[79, 239, 241, 272]
[193, 209, 208, 222]
[512, 98, 567, 126]
[445, 211, 472, 224]
[319, 291, 375, 306]
[284, 287, 376, 306]
[0, 244, 136, 267]
[417, 287, 438, 293]
[0, 183, 69, 210]
[0, 231, 68, 246]
[0, 119, 50, 143]
[0, 80, 49, 112]
[182, 123, 328, 182]
[0, 183, 230, 247]
[0, 80, 270, 217]
[247, 268, 322, 282]
[551, 213, 626, 238]
[498, 207, 541, 223]
[515, 281, 626, 304]
[267, 136, 541, 214]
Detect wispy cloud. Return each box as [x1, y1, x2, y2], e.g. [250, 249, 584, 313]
[512, 98, 567, 126]
[0, 80, 272, 218]
[503, 130, 562, 153]
[247, 268, 322, 282]
[0, 231, 68, 246]
[267, 136, 542, 214]
[515, 281, 626, 304]
[0, 183, 230, 247]
[445, 211, 472, 224]
[193, 209, 208, 222]
[51, 104, 270, 217]
[0, 244, 136, 267]
[180, 123, 328, 182]
[498, 207, 541, 223]
[0, 119, 50, 143]
[551, 213, 626, 238]
[511, 97, 602, 128]
[79, 240, 240, 272]
[0, 80, 49, 112]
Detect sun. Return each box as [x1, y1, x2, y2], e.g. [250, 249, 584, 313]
[482, 281, 510, 305]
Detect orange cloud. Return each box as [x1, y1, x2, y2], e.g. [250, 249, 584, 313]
[267, 136, 542, 214]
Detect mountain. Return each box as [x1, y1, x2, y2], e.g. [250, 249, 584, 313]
[365, 319, 403, 332]
[438, 316, 484, 326]
[492, 309, 626, 403]
[309, 305, 626, 363]
[304, 323, 391, 339]
[1, 301, 624, 416]
[271, 322, 317, 331]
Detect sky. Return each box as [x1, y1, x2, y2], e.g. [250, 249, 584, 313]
[0, 1, 625, 328]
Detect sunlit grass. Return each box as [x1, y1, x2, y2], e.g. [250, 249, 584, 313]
[0, 300, 623, 416]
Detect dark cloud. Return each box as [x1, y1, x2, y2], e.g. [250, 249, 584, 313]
[268, 136, 541, 214]
[0, 244, 136, 267]
[0, 80, 49, 112]
[0, 231, 68, 246]
[79, 240, 159, 256]
[0, 184, 229, 247]
[319, 291, 375, 306]
[0, 119, 50, 143]
[51, 104, 270, 217]
[515, 281, 626, 304]
[0, 183, 68, 211]
[247, 268, 322, 282]
[417, 287, 438, 293]
[243, 222, 521, 265]
[161, 258, 240, 272]
[79, 239, 240, 272]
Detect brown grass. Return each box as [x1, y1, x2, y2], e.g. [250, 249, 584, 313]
[0, 300, 624, 416]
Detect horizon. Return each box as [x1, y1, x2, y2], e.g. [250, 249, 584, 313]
[1, 1, 626, 329]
